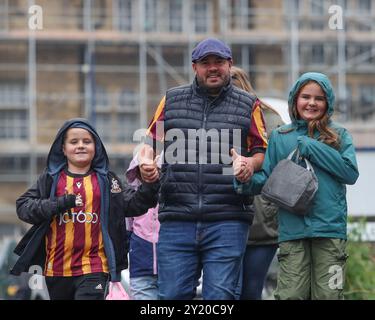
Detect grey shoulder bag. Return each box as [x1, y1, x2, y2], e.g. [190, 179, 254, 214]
[261, 149, 318, 215]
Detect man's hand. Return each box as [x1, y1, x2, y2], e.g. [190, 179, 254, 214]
[231, 148, 255, 183]
[138, 144, 159, 183]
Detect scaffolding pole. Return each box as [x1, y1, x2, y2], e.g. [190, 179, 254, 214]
[154, 45, 167, 95]
[337, 2, 348, 122]
[184, 0, 194, 82]
[83, 0, 96, 125]
[28, 0, 37, 186]
[139, 0, 147, 128]
[289, 0, 299, 85]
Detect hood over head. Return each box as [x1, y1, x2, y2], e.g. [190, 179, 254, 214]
[47, 118, 109, 175]
[288, 72, 335, 122]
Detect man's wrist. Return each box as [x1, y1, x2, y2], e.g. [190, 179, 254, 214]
[245, 157, 255, 173]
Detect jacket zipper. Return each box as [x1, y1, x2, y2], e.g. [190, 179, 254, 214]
[100, 175, 117, 281]
[198, 98, 210, 216]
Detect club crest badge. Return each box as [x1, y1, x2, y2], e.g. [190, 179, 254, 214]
[111, 178, 122, 193]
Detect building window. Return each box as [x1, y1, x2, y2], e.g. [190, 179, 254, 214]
[310, 0, 324, 30]
[96, 113, 111, 142]
[95, 113, 139, 143]
[359, 85, 375, 120]
[285, 0, 300, 14]
[91, 0, 107, 30]
[0, 1, 8, 31]
[0, 156, 29, 175]
[341, 0, 348, 10]
[231, 0, 251, 30]
[357, 44, 375, 64]
[0, 156, 50, 182]
[0, 82, 28, 140]
[95, 85, 110, 110]
[169, 0, 183, 32]
[117, 0, 132, 31]
[95, 84, 140, 144]
[118, 89, 138, 110]
[144, 0, 157, 32]
[358, 0, 371, 12]
[193, 0, 209, 33]
[0, 82, 28, 107]
[284, 0, 300, 21]
[345, 44, 355, 60]
[117, 113, 139, 142]
[283, 0, 301, 29]
[357, 0, 372, 31]
[311, 44, 324, 64]
[0, 110, 28, 139]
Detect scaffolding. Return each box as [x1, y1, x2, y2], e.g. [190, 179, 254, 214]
[0, 0, 375, 222]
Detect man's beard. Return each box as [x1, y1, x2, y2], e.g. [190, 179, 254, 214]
[197, 74, 230, 96]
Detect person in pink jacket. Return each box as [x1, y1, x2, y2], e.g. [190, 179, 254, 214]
[125, 155, 160, 300]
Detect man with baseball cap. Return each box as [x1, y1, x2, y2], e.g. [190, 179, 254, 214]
[139, 38, 267, 300]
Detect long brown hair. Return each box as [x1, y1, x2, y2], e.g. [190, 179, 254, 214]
[293, 81, 340, 149]
[230, 66, 278, 114]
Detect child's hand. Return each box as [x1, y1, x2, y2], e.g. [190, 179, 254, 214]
[65, 188, 83, 207]
[231, 148, 254, 183]
[138, 145, 159, 183]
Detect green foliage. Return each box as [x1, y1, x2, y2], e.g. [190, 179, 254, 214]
[344, 219, 375, 300]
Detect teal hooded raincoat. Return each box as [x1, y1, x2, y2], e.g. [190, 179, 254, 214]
[235, 72, 359, 242]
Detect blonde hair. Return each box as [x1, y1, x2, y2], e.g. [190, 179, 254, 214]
[230, 66, 255, 95]
[230, 66, 278, 114]
[293, 81, 340, 149]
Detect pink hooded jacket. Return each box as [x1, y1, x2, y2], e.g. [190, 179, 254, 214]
[125, 155, 160, 275]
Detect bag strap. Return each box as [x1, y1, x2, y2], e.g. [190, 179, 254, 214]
[106, 281, 130, 300]
[287, 148, 300, 161]
[112, 282, 127, 294]
[304, 158, 315, 174]
[287, 149, 315, 174]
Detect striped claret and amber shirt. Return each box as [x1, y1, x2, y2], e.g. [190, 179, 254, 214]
[44, 170, 108, 277]
[146, 96, 268, 153]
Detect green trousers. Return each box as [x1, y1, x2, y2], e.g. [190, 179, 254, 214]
[274, 238, 348, 300]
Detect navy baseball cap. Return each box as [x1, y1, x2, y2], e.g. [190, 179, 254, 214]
[192, 38, 232, 62]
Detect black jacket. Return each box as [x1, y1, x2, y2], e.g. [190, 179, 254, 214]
[11, 118, 159, 281]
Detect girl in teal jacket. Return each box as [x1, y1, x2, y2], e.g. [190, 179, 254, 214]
[234, 72, 359, 299]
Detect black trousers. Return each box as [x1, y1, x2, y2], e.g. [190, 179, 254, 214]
[45, 272, 109, 300]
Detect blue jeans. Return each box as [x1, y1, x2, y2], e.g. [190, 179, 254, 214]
[130, 275, 158, 300]
[237, 244, 278, 300]
[157, 220, 249, 300]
